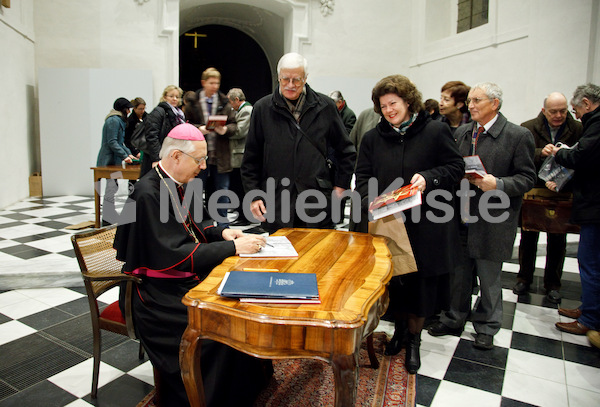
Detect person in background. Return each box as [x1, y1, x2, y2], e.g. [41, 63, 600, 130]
[328, 90, 357, 223]
[242, 52, 356, 233]
[349, 107, 381, 156]
[227, 88, 254, 226]
[424, 98, 441, 121]
[195, 67, 238, 227]
[429, 82, 536, 351]
[355, 75, 464, 373]
[140, 85, 186, 177]
[97, 97, 137, 225]
[181, 90, 204, 128]
[329, 90, 357, 134]
[348, 106, 381, 233]
[552, 83, 600, 337]
[124, 97, 147, 157]
[114, 123, 270, 407]
[513, 92, 583, 303]
[439, 81, 471, 137]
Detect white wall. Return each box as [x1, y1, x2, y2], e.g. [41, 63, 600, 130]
[408, 0, 596, 124]
[33, 0, 176, 109]
[38, 68, 152, 196]
[303, 0, 408, 115]
[0, 0, 36, 209]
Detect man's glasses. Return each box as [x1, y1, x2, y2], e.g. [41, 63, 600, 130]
[278, 76, 305, 86]
[180, 151, 208, 166]
[466, 97, 490, 105]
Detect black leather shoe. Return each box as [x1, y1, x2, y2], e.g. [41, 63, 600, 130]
[427, 321, 463, 337]
[473, 333, 494, 350]
[546, 289, 562, 304]
[405, 333, 421, 374]
[385, 320, 408, 356]
[512, 281, 530, 295]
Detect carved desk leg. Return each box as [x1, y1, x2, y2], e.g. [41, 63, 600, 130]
[366, 333, 379, 369]
[331, 351, 359, 407]
[180, 326, 205, 407]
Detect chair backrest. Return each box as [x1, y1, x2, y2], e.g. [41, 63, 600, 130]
[71, 224, 138, 339]
[72, 225, 123, 298]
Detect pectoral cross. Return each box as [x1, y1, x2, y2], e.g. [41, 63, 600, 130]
[185, 32, 207, 48]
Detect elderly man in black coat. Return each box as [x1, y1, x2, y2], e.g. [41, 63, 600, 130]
[241, 52, 356, 232]
[428, 82, 536, 350]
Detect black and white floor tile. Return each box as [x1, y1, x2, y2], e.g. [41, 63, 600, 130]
[0, 195, 598, 406]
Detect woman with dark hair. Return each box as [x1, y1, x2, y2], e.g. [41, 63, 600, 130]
[97, 97, 136, 224]
[181, 90, 204, 127]
[124, 97, 147, 156]
[355, 75, 464, 373]
[439, 80, 471, 135]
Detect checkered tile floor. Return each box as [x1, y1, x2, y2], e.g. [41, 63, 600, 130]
[0, 195, 599, 406]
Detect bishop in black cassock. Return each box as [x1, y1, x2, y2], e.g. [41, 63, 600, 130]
[114, 124, 269, 407]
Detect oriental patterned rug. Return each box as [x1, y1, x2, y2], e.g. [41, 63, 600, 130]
[137, 332, 416, 407]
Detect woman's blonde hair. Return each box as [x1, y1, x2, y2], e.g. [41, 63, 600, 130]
[160, 85, 183, 105]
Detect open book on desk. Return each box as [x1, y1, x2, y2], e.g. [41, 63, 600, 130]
[239, 236, 298, 257]
[218, 270, 320, 303]
[463, 155, 487, 179]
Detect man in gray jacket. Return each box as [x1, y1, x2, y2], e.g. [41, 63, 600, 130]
[428, 82, 536, 350]
[227, 88, 254, 226]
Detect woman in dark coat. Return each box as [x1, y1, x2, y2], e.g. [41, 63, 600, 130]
[355, 75, 464, 373]
[124, 97, 147, 156]
[140, 85, 186, 176]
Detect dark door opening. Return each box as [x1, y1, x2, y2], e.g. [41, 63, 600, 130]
[179, 25, 272, 105]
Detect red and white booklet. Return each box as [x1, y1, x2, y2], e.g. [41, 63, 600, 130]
[368, 183, 422, 220]
[463, 155, 487, 179]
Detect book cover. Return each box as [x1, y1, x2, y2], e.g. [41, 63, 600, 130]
[537, 143, 576, 192]
[206, 115, 228, 130]
[463, 155, 487, 179]
[218, 271, 319, 301]
[239, 236, 298, 258]
[368, 184, 422, 220]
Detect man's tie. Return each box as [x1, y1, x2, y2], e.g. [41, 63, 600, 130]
[206, 98, 213, 115]
[471, 126, 484, 155]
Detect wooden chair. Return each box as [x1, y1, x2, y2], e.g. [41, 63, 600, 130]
[71, 224, 143, 398]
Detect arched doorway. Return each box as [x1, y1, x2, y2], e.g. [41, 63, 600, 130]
[179, 25, 272, 104]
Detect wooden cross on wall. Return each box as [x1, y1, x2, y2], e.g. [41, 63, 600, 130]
[185, 32, 207, 48]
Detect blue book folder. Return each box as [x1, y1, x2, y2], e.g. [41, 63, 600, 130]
[218, 271, 319, 302]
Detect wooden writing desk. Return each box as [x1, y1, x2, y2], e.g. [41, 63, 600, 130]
[90, 165, 140, 228]
[180, 228, 392, 407]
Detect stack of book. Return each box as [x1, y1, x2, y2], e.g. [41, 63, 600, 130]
[218, 271, 320, 304]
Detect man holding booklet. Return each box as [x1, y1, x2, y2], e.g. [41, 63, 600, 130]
[429, 83, 536, 351]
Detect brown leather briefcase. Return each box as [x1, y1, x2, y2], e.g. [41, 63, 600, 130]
[521, 188, 580, 234]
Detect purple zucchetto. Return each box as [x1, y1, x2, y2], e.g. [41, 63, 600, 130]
[167, 123, 205, 141]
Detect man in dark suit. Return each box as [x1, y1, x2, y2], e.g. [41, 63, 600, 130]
[241, 53, 356, 232]
[513, 92, 583, 303]
[428, 82, 536, 350]
[552, 83, 600, 337]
